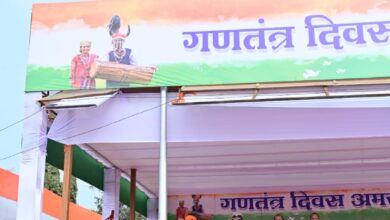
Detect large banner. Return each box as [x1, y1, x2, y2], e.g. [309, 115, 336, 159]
[27, 0, 390, 91]
[168, 189, 390, 220]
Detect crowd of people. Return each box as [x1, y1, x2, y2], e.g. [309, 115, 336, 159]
[176, 196, 321, 220]
[272, 212, 320, 220]
[176, 195, 212, 220]
[228, 212, 320, 220]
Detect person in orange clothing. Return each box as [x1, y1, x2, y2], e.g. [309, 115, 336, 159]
[70, 41, 97, 89]
[176, 200, 189, 220]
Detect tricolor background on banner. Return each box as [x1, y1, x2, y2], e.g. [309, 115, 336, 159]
[27, 0, 390, 91]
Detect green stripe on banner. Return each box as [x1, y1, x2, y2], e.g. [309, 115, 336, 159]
[120, 178, 148, 217]
[26, 55, 390, 91]
[46, 139, 148, 216]
[169, 209, 390, 220]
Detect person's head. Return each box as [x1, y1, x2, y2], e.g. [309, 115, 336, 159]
[111, 33, 126, 52]
[80, 41, 91, 55]
[191, 194, 202, 205]
[179, 200, 185, 207]
[185, 215, 197, 220]
[310, 212, 320, 220]
[273, 213, 284, 220]
[231, 212, 243, 220]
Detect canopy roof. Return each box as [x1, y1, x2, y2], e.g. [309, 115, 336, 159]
[47, 93, 390, 195]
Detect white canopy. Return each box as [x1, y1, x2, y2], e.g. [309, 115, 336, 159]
[48, 93, 390, 195]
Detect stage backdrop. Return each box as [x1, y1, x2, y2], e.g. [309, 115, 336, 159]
[168, 188, 390, 220]
[27, 0, 390, 91]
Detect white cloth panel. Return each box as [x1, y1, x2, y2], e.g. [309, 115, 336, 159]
[17, 92, 48, 220]
[147, 198, 158, 220]
[102, 168, 121, 220]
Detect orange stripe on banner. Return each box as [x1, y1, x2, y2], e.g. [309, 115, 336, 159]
[31, 0, 390, 30]
[43, 190, 62, 218]
[43, 190, 101, 220]
[0, 169, 101, 220]
[0, 169, 19, 201]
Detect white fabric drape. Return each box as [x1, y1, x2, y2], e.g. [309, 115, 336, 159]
[17, 92, 48, 220]
[102, 168, 121, 220]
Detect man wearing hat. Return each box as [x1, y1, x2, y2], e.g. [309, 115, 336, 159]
[106, 15, 136, 88]
[70, 41, 97, 89]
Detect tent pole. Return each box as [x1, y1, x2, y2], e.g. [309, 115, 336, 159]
[158, 87, 168, 220]
[130, 168, 137, 220]
[61, 144, 73, 220]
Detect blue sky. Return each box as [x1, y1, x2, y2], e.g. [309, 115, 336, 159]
[0, 0, 99, 211]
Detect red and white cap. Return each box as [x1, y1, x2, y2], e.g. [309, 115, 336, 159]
[111, 32, 126, 40]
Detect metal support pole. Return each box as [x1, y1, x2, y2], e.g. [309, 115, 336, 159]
[158, 87, 167, 220]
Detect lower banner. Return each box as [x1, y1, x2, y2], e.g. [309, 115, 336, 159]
[168, 188, 390, 220]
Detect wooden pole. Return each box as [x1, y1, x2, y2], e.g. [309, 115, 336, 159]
[130, 168, 137, 220]
[61, 145, 73, 220]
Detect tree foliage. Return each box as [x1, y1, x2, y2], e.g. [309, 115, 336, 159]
[94, 194, 146, 220]
[44, 163, 78, 203]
